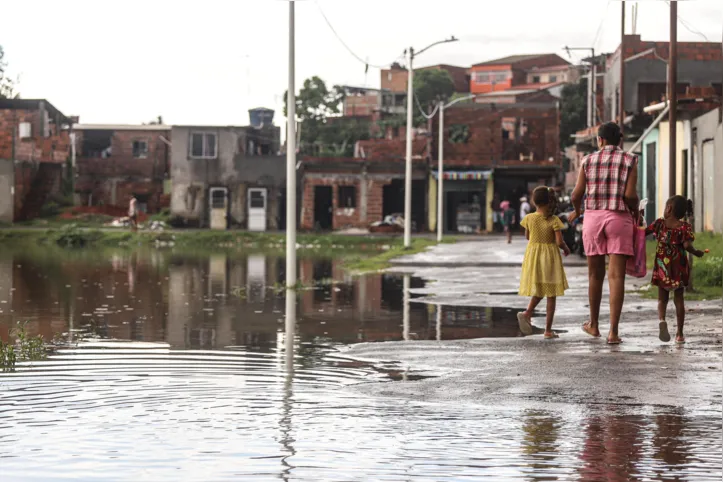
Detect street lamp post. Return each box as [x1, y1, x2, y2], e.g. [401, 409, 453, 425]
[437, 94, 476, 243]
[403, 36, 458, 248]
[286, 0, 297, 289]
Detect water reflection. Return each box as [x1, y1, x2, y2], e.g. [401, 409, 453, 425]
[0, 250, 527, 349]
[1, 250, 722, 480]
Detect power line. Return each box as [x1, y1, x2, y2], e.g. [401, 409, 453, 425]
[414, 93, 440, 120]
[315, 0, 401, 70]
[664, 0, 710, 41]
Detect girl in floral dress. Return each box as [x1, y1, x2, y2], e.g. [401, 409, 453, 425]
[646, 196, 707, 343]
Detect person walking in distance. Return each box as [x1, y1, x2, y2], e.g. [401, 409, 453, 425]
[501, 200, 516, 244]
[569, 122, 639, 344]
[646, 196, 708, 344]
[520, 195, 531, 219]
[128, 196, 138, 232]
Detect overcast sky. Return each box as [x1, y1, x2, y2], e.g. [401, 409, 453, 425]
[2, 0, 721, 127]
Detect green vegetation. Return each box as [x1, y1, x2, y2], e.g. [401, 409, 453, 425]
[0, 226, 450, 274]
[1, 322, 49, 372]
[342, 238, 456, 273]
[642, 232, 723, 301]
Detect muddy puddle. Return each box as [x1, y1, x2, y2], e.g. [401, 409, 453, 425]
[0, 249, 721, 480]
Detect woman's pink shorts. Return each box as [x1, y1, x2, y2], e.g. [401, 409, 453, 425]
[583, 210, 634, 257]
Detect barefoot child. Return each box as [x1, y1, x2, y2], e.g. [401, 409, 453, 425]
[517, 187, 571, 338]
[646, 196, 707, 344]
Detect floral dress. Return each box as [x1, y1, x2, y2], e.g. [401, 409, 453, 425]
[645, 219, 694, 291]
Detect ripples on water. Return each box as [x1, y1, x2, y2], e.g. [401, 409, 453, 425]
[0, 250, 721, 480]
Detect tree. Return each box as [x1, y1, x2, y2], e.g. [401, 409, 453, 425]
[413, 69, 455, 110]
[283, 76, 368, 157]
[559, 79, 588, 149]
[0, 45, 18, 99]
[412, 69, 455, 126]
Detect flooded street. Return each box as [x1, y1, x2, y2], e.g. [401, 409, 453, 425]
[0, 248, 721, 480]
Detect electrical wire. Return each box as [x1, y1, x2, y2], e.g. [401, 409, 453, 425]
[414, 93, 440, 119]
[315, 0, 402, 70]
[664, 0, 711, 42]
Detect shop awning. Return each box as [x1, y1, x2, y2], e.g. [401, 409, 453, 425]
[431, 170, 491, 181]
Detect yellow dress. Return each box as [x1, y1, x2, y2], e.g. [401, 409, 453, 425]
[519, 213, 569, 297]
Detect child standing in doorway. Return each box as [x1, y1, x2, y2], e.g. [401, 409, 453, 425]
[646, 196, 707, 344]
[517, 187, 570, 339]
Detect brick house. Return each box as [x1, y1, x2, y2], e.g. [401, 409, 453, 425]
[469, 53, 571, 95]
[300, 138, 427, 231]
[72, 124, 171, 214]
[604, 34, 723, 124]
[0, 98, 72, 223]
[430, 101, 561, 233]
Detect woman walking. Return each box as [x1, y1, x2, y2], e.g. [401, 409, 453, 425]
[569, 122, 639, 344]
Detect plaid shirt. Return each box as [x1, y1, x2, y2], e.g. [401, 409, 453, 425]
[582, 145, 637, 211]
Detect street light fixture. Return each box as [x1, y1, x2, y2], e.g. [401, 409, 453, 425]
[437, 93, 477, 242]
[403, 36, 458, 248]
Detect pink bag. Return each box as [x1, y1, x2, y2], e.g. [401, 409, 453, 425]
[626, 215, 647, 278]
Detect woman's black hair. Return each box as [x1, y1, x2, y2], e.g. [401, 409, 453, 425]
[668, 195, 693, 219]
[597, 122, 622, 146]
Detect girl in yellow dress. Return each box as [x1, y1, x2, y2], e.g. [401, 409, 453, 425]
[517, 187, 570, 339]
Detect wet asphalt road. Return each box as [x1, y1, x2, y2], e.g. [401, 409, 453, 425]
[345, 238, 722, 414]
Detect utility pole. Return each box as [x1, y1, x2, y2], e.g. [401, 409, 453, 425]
[402, 36, 458, 248]
[403, 46, 414, 249]
[669, 0, 678, 197]
[286, 0, 297, 289]
[620, 0, 626, 141]
[437, 101, 444, 243]
[565, 46, 597, 127]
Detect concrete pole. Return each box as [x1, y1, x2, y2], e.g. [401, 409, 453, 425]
[285, 288, 296, 374]
[402, 274, 410, 341]
[587, 62, 594, 127]
[591, 48, 597, 125]
[437, 101, 444, 242]
[669, 0, 678, 197]
[403, 48, 414, 248]
[286, 0, 297, 289]
[620, 1, 626, 140]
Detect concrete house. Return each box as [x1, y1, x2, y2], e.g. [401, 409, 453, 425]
[170, 108, 285, 230]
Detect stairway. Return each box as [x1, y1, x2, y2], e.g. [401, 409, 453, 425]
[16, 163, 62, 221]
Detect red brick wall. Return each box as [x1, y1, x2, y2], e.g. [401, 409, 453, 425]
[433, 105, 559, 166]
[0, 109, 70, 163]
[613, 35, 723, 66]
[74, 129, 169, 212]
[301, 176, 391, 230]
[381, 67, 409, 92]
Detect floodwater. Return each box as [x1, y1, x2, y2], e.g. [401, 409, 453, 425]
[0, 248, 721, 481]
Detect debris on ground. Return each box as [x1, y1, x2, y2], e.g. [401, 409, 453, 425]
[369, 213, 404, 233]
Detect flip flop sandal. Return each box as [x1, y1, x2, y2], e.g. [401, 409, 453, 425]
[658, 321, 671, 342]
[544, 332, 559, 339]
[517, 312, 534, 336]
[582, 322, 601, 338]
[607, 338, 623, 345]
[675, 338, 686, 344]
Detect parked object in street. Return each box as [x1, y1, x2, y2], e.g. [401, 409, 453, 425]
[369, 214, 405, 234]
[558, 210, 585, 257]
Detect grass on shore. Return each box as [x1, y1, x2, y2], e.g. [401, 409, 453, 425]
[640, 232, 722, 301]
[0, 224, 453, 274]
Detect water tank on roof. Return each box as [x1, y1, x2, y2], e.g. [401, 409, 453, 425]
[249, 108, 275, 128]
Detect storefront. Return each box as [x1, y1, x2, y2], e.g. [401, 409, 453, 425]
[429, 170, 492, 234]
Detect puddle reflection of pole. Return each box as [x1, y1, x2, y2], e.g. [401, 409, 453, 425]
[403, 275, 410, 341]
[280, 288, 296, 480]
[436, 304, 442, 341]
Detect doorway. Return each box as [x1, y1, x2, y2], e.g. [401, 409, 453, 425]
[314, 186, 333, 230]
[247, 188, 267, 232]
[702, 141, 714, 231]
[208, 187, 228, 230]
[382, 179, 425, 231]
